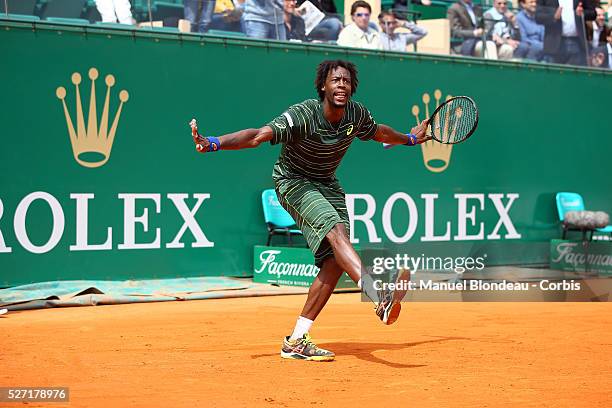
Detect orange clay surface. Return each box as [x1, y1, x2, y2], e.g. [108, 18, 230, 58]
[1, 294, 611, 408]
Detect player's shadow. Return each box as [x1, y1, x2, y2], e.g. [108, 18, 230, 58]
[251, 336, 467, 368]
[319, 336, 467, 368]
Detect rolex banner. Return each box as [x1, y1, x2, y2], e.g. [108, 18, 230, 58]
[0, 21, 611, 287]
[550, 240, 612, 274]
[253, 246, 356, 288]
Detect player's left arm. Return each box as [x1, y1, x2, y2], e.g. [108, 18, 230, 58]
[373, 120, 431, 146]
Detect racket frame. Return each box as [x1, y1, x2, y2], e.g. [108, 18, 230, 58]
[428, 96, 479, 145]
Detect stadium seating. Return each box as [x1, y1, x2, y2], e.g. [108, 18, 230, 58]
[40, 0, 87, 20]
[0, 13, 40, 22]
[261, 189, 303, 246]
[46, 17, 90, 25]
[0, 0, 37, 15]
[411, 18, 450, 54]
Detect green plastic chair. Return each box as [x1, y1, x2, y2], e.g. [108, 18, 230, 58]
[40, 0, 87, 20]
[261, 189, 302, 246]
[0, 0, 37, 15]
[45, 17, 90, 25]
[0, 13, 40, 22]
[140, 25, 181, 33]
[95, 21, 135, 29]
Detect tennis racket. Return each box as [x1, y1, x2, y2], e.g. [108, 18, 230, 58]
[385, 95, 478, 148]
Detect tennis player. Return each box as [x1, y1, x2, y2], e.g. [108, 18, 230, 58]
[191, 60, 430, 361]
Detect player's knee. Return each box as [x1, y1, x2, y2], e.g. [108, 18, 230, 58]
[319, 257, 343, 282]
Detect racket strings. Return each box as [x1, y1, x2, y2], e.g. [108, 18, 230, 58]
[434, 98, 478, 144]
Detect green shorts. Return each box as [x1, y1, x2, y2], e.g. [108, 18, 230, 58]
[274, 177, 349, 267]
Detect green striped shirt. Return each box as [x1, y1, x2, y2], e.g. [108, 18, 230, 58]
[267, 99, 378, 181]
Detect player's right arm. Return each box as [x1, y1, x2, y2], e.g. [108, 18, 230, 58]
[191, 101, 306, 153]
[193, 126, 273, 153]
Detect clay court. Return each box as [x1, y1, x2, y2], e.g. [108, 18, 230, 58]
[2, 294, 611, 407]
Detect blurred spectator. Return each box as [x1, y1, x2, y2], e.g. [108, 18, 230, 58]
[243, 0, 286, 40]
[95, 0, 134, 24]
[535, 0, 596, 66]
[484, 0, 528, 60]
[378, 10, 427, 52]
[284, 0, 307, 40]
[589, 27, 611, 68]
[296, 0, 343, 41]
[586, 7, 607, 49]
[448, 0, 498, 58]
[185, 0, 217, 32]
[517, 0, 545, 61]
[337, 1, 381, 49]
[211, 0, 244, 32]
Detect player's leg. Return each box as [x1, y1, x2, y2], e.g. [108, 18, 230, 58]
[325, 223, 410, 325]
[324, 224, 361, 283]
[316, 180, 411, 325]
[299, 256, 343, 321]
[280, 257, 340, 361]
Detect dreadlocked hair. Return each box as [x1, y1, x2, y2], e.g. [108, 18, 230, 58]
[315, 60, 359, 101]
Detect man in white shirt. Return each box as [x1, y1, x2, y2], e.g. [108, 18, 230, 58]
[484, 0, 526, 60]
[337, 1, 381, 50]
[586, 7, 606, 49]
[378, 10, 427, 52]
[536, 0, 596, 66]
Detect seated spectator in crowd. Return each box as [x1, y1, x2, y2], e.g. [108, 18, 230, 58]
[378, 10, 428, 52]
[243, 0, 286, 40]
[448, 0, 498, 58]
[589, 27, 611, 68]
[337, 1, 381, 49]
[296, 0, 343, 41]
[516, 0, 545, 61]
[95, 0, 134, 24]
[536, 0, 596, 66]
[586, 7, 607, 49]
[184, 0, 217, 33]
[484, 0, 528, 60]
[284, 0, 307, 41]
[210, 0, 243, 32]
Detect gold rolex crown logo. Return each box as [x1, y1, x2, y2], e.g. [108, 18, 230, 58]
[56, 68, 129, 168]
[412, 89, 452, 173]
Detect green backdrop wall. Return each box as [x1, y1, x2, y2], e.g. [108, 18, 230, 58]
[1, 21, 610, 286]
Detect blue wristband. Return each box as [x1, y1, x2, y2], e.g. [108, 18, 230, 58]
[207, 137, 221, 152]
[405, 133, 417, 146]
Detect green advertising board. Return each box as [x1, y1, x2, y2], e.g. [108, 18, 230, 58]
[0, 21, 611, 286]
[550, 239, 612, 275]
[253, 246, 356, 288]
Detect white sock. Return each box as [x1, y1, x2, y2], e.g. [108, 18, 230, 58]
[289, 316, 313, 341]
[357, 278, 362, 289]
